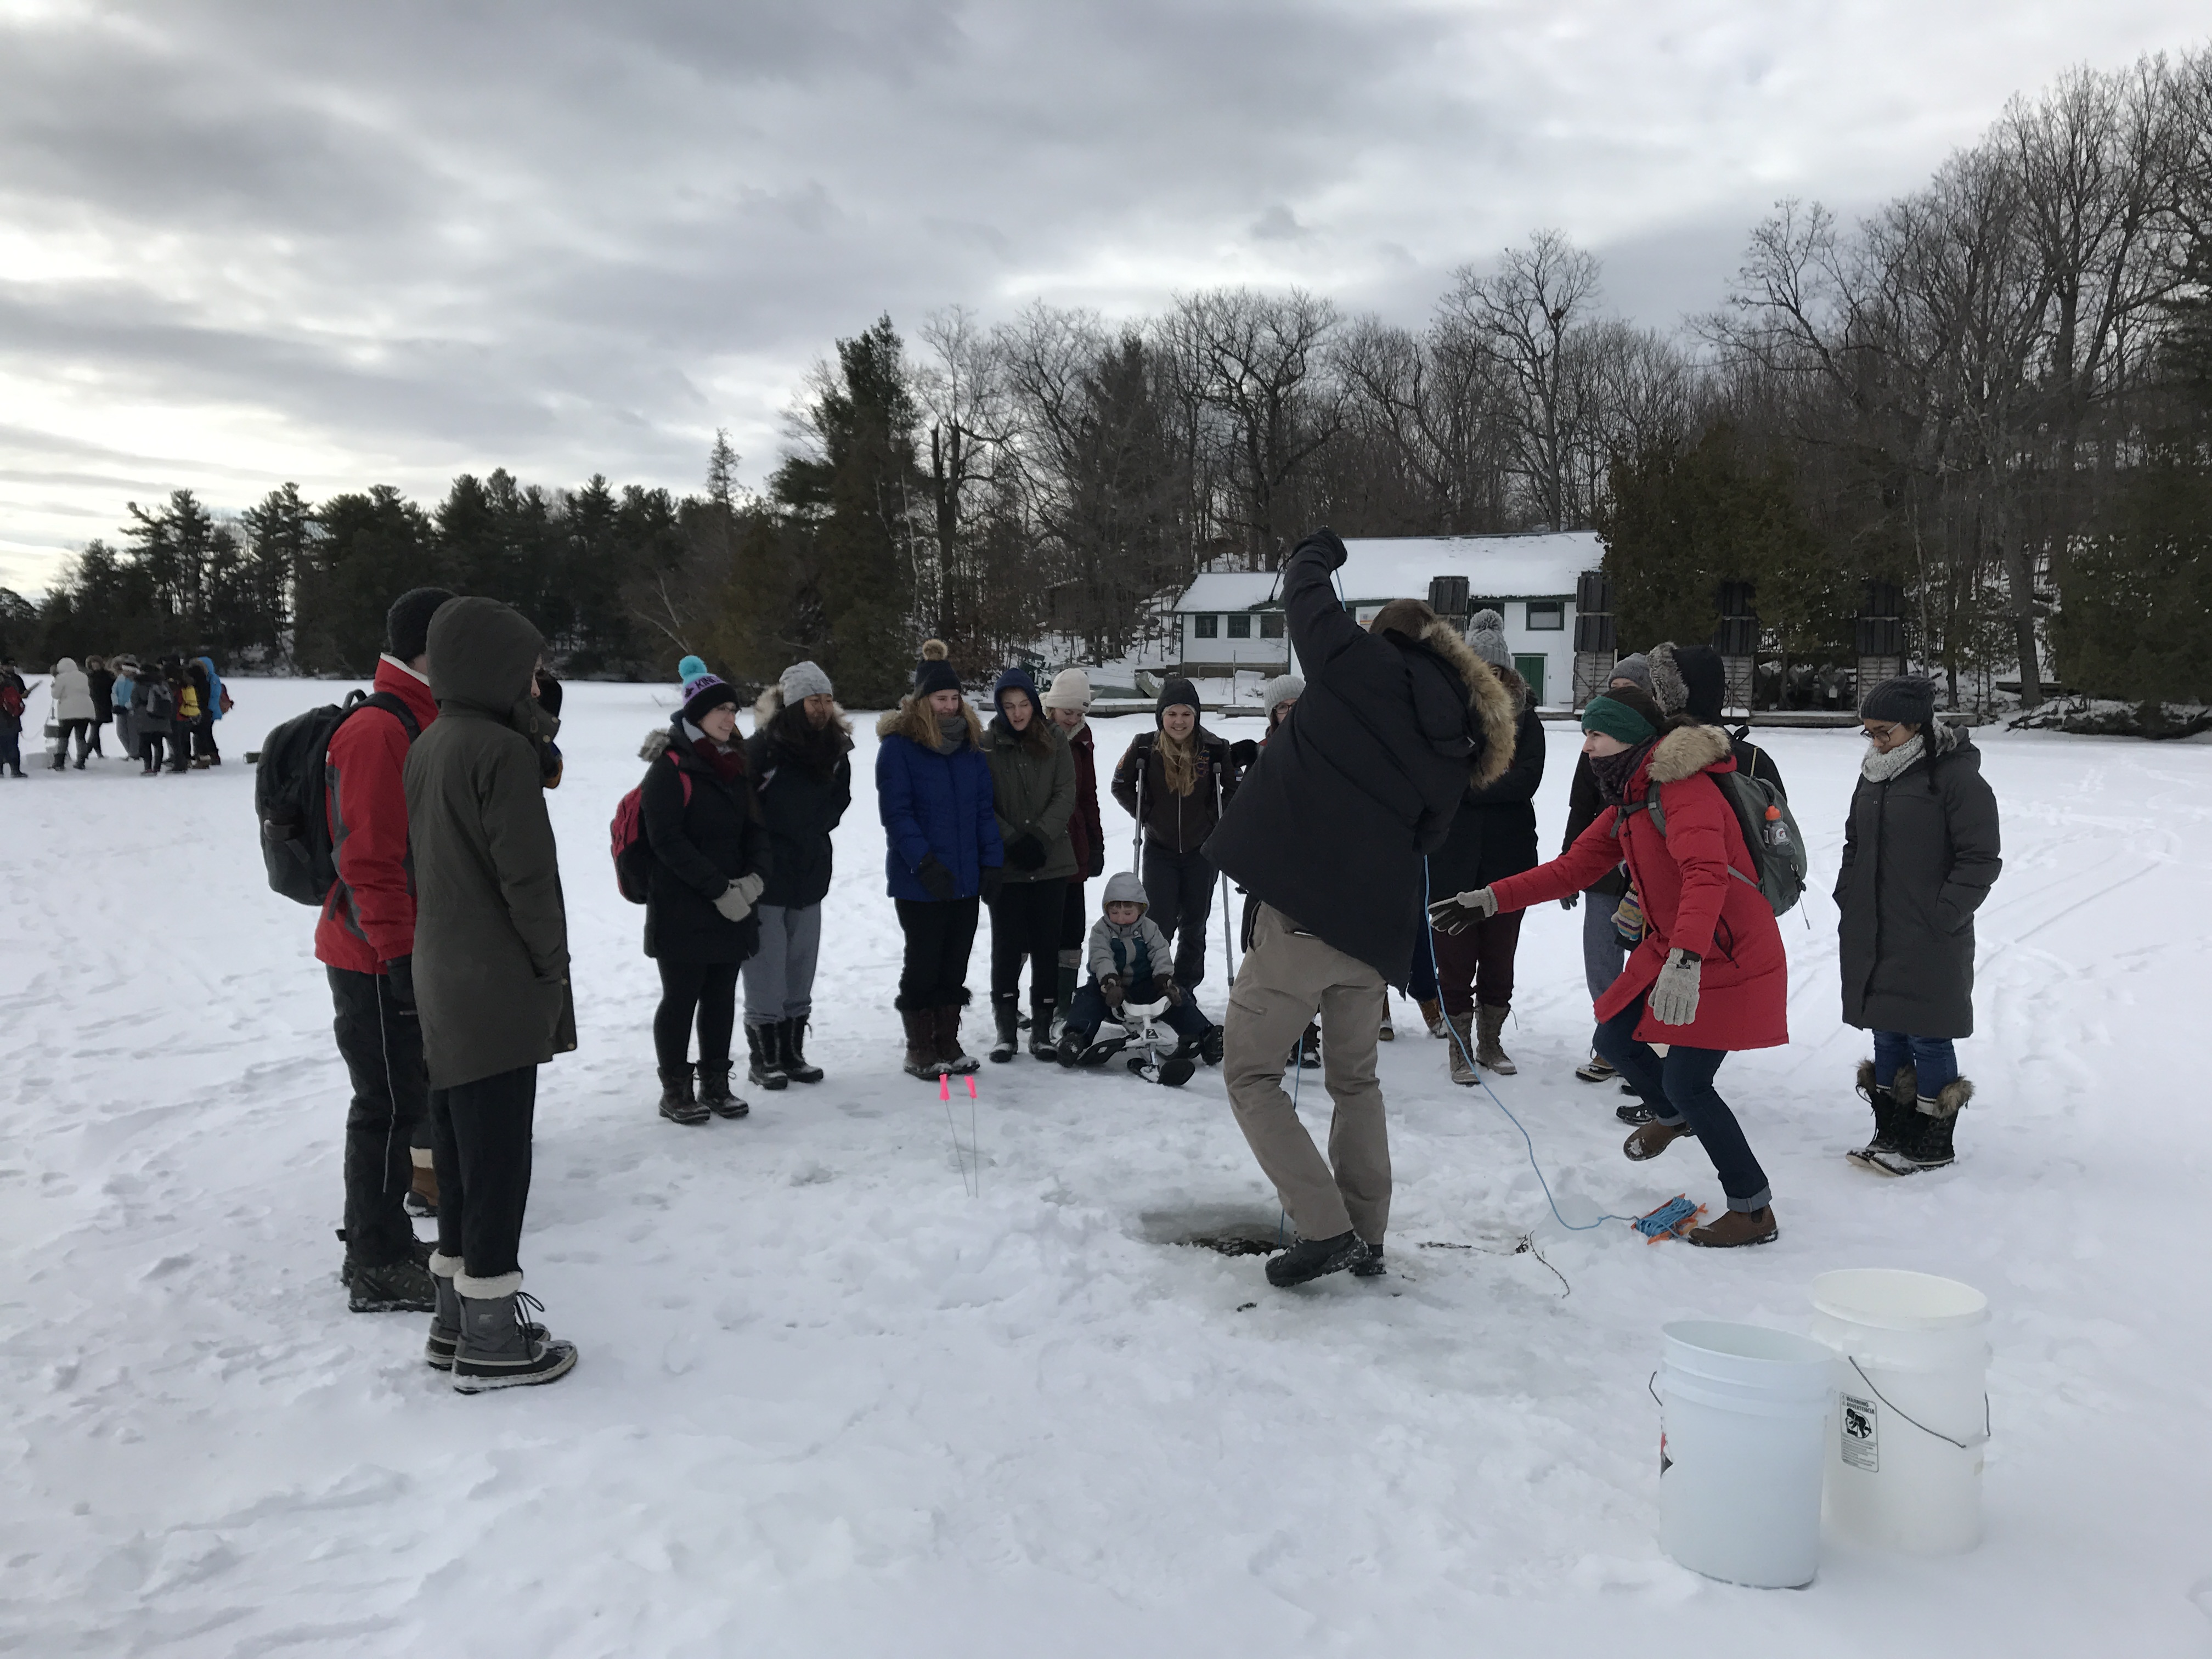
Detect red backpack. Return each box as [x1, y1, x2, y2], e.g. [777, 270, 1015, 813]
[0, 682, 22, 720]
[610, 754, 690, 903]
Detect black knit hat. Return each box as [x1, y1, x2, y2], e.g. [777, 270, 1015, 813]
[387, 587, 456, 663]
[1155, 676, 1201, 724]
[915, 655, 961, 698]
[1672, 645, 1729, 722]
[1860, 674, 1937, 727]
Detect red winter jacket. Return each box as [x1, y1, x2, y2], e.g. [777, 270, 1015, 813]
[314, 658, 441, 975]
[1489, 722, 1787, 1052]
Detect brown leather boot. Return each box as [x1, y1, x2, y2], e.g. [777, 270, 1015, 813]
[407, 1147, 439, 1217]
[1688, 1205, 1779, 1248]
[1446, 1011, 1477, 1086]
[900, 1009, 943, 1079]
[935, 1005, 979, 1075]
[1623, 1118, 1695, 1161]
[1418, 997, 1446, 1037]
[1475, 1004, 1516, 1074]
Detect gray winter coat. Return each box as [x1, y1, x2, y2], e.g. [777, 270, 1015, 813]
[1087, 870, 1174, 984]
[1835, 723, 2002, 1039]
[404, 597, 576, 1088]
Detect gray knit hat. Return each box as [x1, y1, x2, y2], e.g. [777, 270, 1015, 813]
[1256, 673, 1304, 711]
[1465, 608, 1513, 671]
[1609, 651, 1655, 697]
[780, 660, 833, 703]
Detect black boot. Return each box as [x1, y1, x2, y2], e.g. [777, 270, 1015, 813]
[744, 1022, 788, 1091]
[989, 997, 1019, 1063]
[1028, 1001, 1057, 1059]
[658, 1063, 708, 1125]
[780, 1017, 824, 1084]
[1871, 1079, 1971, 1175]
[346, 1253, 437, 1313]
[698, 1061, 749, 1119]
[1265, 1229, 1369, 1288]
[450, 1280, 577, 1393]
[1849, 1060, 1914, 1166]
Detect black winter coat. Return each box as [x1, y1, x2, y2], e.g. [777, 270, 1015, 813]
[642, 721, 774, 964]
[1429, 675, 1546, 894]
[1835, 724, 2002, 1038]
[1204, 532, 1519, 985]
[743, 697, 852, 909]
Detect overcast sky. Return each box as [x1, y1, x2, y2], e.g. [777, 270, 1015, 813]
[2, 0, 2206, 591]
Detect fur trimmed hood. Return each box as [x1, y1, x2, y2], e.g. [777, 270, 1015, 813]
[1644, 719, 1732, 786]
[877, 695, 985, 751]
[1413, 617, 1519, 791]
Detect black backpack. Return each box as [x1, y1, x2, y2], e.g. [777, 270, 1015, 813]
[256, 691, 420, 906]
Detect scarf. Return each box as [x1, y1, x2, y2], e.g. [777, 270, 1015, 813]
[1589, 740, 1654, 807]
[935, 713, 968, 753]
[1861, 732, 1925, 783]
[681, 718, 746, 782]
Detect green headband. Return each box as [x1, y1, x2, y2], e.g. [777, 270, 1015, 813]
[1582, 694, 1657, 746]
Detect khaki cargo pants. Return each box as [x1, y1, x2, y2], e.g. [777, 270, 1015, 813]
[1224, 903, 1390, 1246]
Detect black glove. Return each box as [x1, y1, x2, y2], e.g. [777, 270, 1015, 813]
[1007, 832, 1047, 871]
[383, 955, 416, 1011]
[917, 854, 957, 901]
[1296, 527, 1348, 570]
[978, 865, 1005, 904]
[1559, 891, 1579, 912]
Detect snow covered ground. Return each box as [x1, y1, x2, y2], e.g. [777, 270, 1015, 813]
[3, 679, 2208, 1656]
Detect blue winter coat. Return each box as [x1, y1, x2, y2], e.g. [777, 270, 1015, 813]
[876, 700, 1004, 901]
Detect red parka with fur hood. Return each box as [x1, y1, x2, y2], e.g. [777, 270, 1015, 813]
[1488, 721, 1787, 1051]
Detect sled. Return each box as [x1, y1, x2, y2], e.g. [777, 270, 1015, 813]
[1078, 997, 1195, 1087]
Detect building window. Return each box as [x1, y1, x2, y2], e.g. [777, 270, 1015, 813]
[1226, 613, 1252, 639]
[1192, 614, 1218, 640]
[1526, 600, 1564, 630]
[1260, 612, 1285, 639]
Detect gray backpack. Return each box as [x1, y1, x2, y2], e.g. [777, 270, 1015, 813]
[1622, 751, 1808, 918]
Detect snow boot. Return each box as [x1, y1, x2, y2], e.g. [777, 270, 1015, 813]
[1056, 1028, 1086, 1066]
[1350, 1243, 1386, 1278]
[698, 1062, 748, 1119]
[1055, 960, 1080, 1036]
[1200, 1022, 1225, 1066]
[1871, 1079, 1971, 1175]
[744, 1022, 788, 1091]
[405, 1145, 439, 1218]
[1475, 1004, 1517, 1074]
[935, 1004, 979, 1074]
[1265, 1229, 1369, 1288]
[347, 1252, 437, 1313]
[1624, 1118, 1695, 1161]
[1418, 997, 1446, 1038]
[1616, 1097, 1656, 1124]
[901, 1008, 944, 1079]
[425, 1251, 462, 1370]
[989, 997, 1020, 1063]
[1688, 1205, 1779, 1248]
[1295, 1023, 1319, 1068]
[1378, 1009, 1395, 1041]
[780, 1018, 824, 1084]
[1028, 1001, 1057, 1060]
[450, 1277, 577, 1393]
[1576, 1052, 1618, 1083]
[658, 1064, 708, 1125]
[1849, 1060, 1915, 1167]
[1446, 1011, 1477, 1086]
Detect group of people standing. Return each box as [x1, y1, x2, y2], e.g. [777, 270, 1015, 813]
[0, 651, 228, 776]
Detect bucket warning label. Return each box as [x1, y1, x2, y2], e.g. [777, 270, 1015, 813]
[1840, 1392, 1880, 1472]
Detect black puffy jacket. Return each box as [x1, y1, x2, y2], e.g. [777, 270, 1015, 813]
[743, 693, 852, 909]
[642, 720, 774, 964]
[1429, 671, 1546, 895]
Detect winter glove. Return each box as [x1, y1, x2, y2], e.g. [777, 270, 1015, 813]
[1160, 978, 1183, 1007]
[383, 955, 415, 1011]
[1612, 887, 1645, 947]
[1101, 975, 1124, 1011]
[1559, 892, 1579, 912]
[714, 871, 766, 922]
[978, 865, 1005, 905]
[540, 738, 563, 790]
[1296, 527, 1348, 571]
[1648, 948, 1702, 1027]
[1426, 887, 1498, 935]
[917, 855, 957, 901]
[1006, 832, 1047, 871]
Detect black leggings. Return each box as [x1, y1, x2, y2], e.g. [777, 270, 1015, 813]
[989, 878, 1068, 1010]
[653, 960, 740, 1069]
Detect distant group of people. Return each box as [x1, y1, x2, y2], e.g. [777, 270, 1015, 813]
[0, 651, 229, 777]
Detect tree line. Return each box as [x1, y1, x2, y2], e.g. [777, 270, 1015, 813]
[7, 46, 2207, 708]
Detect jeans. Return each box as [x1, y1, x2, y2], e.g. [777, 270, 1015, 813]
[989, 877, 1068, 1010]
[1595, 994, 1772, 1213]
[1141, 843, 1216, 990]
[742, 902, 822, 1026]
[429, 1064, 538, 1282]
[895, 896, 979, 1011]
[1582, 890, 1629, 1049]
[654, 959, 740, 1068]
[1431, 912, 1525, 1015]
[328, 966, 428, 1267]
[1064, 975, 1213, 1045]
[1872, 1031, 1960, 1096]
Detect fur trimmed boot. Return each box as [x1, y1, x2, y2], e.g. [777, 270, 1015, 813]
[935, 1005, 979, 1074]
[901, 1008, 944, 1079]
[1447, 1011, 1478, 1086]
[1871, 1079, 1972, 1175]
[697, 1062, 748, 1119]
[658, 1064, 708, 1125]
[450, 1274, 577, 1393]
[1475, 1004, 1516, 1074]
[425, 1251, 462, 1370]
[1849, 1060, 1916, 1167]
[744, 1022, 788, 1091]
[780, 1018, 824, 1084]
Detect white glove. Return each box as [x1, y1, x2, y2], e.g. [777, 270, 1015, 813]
[714, 871, 766, 922]
[1648, 949, 1702, 1026]
[1426, 887, 1498, 935]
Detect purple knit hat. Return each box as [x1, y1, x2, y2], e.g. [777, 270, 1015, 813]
[680, 670, 738, 725]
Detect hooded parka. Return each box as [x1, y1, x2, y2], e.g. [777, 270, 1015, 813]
[981, 667, 1078, 884]
[50, 659, 95, 721]
[404, 597, 575, 1088]
[1835, 722, 2001, 1037]
[743, 687, 853, 909]
[641, 719, 775, 964]
[1488, 722, 1788, 1051]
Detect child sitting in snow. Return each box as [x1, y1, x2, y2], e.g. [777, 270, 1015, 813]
[1058, 872, 1215, 1079]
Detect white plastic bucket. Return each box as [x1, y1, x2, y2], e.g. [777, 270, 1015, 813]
[1810, 1268, 1990, 1553]
[1656, 1320, 1835, 1588]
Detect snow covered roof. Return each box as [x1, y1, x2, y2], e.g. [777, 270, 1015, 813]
[1173, 532, 1600, 612]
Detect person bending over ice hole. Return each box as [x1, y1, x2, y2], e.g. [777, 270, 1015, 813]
[1431, 685, 1789, 1249]
[1837, 675, 2001, 1175]
[1057, 873, 1216, 1084]
[1207, 529, 1517, 1289]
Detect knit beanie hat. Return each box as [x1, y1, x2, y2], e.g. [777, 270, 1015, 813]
[1256, 673, 1304, 710]
[1464, 608, 1513, 670]
[1673, 644, 1729, 722]
[1041, 667, 1093, 711]
[387, 587, 457, 663]
[780, 660, 833, 703]
[1155, 676, 1201, 725]
[680, 669, 739, 725]
[913, 637, 951, 688]
[915, 653, 961, 698]
[1609, 652, 1655, 697]
[1582, 688, 1663, 746]
[1860, 674, 1937, 727]
[676, 654, 708, 682]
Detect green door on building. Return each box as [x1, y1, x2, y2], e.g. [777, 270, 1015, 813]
[1514, 654, 1546, 706]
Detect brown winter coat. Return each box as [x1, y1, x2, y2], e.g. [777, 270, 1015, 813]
[404, 597, 576, 1088]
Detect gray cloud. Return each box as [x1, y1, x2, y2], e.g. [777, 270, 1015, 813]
[1, 0, 2205, 589]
